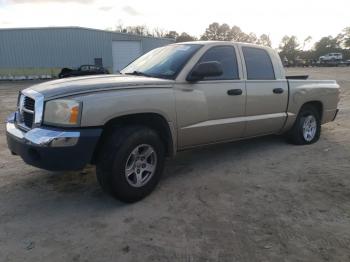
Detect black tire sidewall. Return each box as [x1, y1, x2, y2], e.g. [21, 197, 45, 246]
[98, 127, 165, 202]
[296, 106, 321, 144]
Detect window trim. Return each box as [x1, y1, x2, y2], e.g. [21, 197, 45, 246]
[242, 46, 276, 81]
[188, 45, 240, 81]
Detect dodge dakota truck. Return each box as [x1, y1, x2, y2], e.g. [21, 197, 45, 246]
[6, 41, 340, 202]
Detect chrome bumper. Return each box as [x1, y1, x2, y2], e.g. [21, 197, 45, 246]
[6, 122, 80, 147]
[6, 113, 102, 171]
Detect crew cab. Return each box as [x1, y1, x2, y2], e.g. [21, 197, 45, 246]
[6, 41, 340, 202]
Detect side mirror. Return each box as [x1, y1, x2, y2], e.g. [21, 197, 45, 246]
[187, 61, 223, 82]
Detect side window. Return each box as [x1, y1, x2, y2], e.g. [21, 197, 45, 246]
[198, 46, 239, 80]
[242, 47, 275, 80]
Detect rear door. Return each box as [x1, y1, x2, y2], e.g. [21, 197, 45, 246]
[241, 46, 288, 137]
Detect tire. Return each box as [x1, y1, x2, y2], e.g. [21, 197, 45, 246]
[286, 105, 321, 145]
[96, 126, 165, 203]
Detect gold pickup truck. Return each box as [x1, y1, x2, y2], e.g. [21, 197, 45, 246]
[6, 41, 340, 202]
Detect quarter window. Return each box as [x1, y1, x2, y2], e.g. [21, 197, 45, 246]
[242, 47, 275, 80]
[197, 46, 239, 80]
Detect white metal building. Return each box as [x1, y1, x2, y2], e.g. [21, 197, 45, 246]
[0, 27, 174, 80]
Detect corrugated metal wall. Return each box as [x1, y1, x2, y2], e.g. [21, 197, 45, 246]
[141, 37, 174, 53]
[110, 32, 174, 53]
[0, 28, 112, 68]
[0, 27, 174, 79]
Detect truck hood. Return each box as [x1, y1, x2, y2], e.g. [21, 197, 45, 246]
[27, 74, 174, 99]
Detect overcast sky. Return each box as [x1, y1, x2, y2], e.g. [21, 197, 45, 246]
[0, 0, 349, 48]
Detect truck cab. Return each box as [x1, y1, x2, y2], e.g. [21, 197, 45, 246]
[173, 42, 289, 148]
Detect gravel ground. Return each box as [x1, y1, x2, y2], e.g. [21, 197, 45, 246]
[0, 67, 350, 262]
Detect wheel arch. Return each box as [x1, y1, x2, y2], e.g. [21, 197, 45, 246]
[91, 112, 175, 164]
[299, 101, 323, 121]
[282, 100, 324, 133]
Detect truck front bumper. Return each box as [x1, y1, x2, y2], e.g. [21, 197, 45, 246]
[6, 116, 102, 171]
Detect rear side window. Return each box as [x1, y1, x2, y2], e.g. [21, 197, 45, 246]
[242, 47, 275, 80]
[198, 46, 239, 80]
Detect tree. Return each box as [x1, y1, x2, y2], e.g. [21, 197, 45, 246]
[200, 22, 233, 41]
[165, 31, 179, 39]
[153, 28, 167, 38]
[341, 27, 350, 48]
[200, 22, 264, 44]
[176, 32, 197, 42]
[114, 20, 127, 33]
[314, 36, 340, 50]
[258, 34, 272, 47]
[230, 26, 244, 41]
[313, 36, 341, 59]
[246, 33, 258, 44]
[279, 35, 300, 64]
[302, 36, 312, 50]
[122, 25, 150, 36]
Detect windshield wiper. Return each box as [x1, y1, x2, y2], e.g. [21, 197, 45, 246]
[124, 71, 152, 77]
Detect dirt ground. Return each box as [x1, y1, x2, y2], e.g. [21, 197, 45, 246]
[0, 67, 350, 262]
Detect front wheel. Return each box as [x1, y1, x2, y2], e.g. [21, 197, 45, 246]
[96, 126, 165, 203]
[287, 105, 321, 145]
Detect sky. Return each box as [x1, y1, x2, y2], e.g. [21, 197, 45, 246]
[0, 0, 349, 48]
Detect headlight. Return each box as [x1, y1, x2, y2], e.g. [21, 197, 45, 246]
[44, 99, 82, 126]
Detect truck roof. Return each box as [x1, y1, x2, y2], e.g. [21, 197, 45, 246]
[173, 40, 274, 52]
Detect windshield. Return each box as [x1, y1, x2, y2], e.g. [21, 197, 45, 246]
[121, 44, 202, 79]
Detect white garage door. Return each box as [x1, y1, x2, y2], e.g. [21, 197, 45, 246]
[112, 41, 142, 73]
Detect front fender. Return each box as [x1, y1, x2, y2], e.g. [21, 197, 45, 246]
[76, 88, 176, 127]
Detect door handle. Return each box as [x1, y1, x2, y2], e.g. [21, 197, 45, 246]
[273, 88, 284, 94]
[227, 89, 242, 96]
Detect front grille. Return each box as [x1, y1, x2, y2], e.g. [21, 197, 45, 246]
[23, 111, 34, 127]
[24, 96, 35, 111]
[17, 94, 35, 130]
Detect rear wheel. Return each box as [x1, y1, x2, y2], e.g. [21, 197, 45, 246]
[287, 105, 321, 145]
[96, 126, 165, 203]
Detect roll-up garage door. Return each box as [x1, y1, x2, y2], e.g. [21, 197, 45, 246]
[112, 41, 142, 73]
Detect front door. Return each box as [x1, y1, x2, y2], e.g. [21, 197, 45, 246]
[176, 45, 246, 149]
